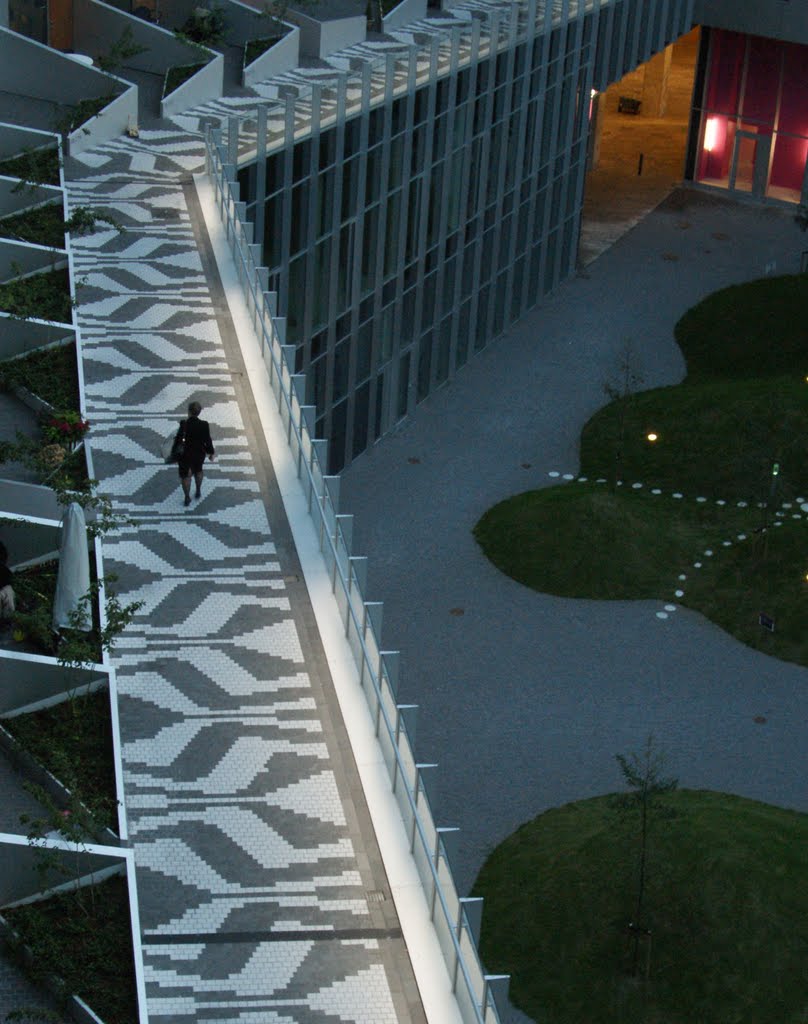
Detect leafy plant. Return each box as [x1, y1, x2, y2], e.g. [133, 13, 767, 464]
[0, 203, 65, 248]
[64, 205, 122, 236]
[602, 339, 644, 489]
[179, 5, 227, 46]
[164, 61, 207, 97]
[95, 26, 148, 74]
[56, 574, 143, 670]
[41, 410, 90, 448]
[8, 695, 118, 835]
[0, 342, 80, 409]
[53, 97, 111, 138]
[3, 875, 138, 1024]
[614, 734, 678, 975]
[245, 35, 280, 64]
[0, 266, 73, 324]
[0, 147, 61, 188]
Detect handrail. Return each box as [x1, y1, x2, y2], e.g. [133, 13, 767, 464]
[205, 127, 504, 1024]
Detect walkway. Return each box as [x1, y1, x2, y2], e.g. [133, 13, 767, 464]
[340, 187, 808, 914]
[65, 117, 423, 1022]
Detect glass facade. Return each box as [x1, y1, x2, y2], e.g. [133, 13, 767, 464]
[239, 0, 694, 472]
[694, 28, 808, 204]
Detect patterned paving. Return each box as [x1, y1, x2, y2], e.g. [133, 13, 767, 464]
[67, 116, 417, 1023]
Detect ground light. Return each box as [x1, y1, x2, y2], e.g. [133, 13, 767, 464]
[647, 432, 658, 442]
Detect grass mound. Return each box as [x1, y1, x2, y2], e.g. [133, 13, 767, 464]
[475, 273, 808, 665]
[472, 790, 808, 1024]
[580, 376, 808, 502]
[676, 274, 808, 379]
[474, 483, 748, 600]
[475, 482, 808, 663]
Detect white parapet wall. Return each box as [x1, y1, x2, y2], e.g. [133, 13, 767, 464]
[73, 0, 219, 80]
[0, 236, 67, 284]
[0, 651, 108, 717]
[243, 23, 300, 86]
[382, 0, 427, 32]
[0, 28, 136, 154]
[290, 9, 366, 60]
[0, 313, 74, 361]
[0, 177, 63, 219]
[0, 124, 59, 165]
[160, 51, 224, 119]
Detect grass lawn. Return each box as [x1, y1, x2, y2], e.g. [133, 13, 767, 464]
[474, 273, 808, 665]
[472, 790, 808, 1024]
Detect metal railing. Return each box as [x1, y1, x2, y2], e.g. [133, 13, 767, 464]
[205, 125, 506, 1024]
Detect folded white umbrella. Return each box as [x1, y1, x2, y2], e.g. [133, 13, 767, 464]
[52, 502, 91, 631]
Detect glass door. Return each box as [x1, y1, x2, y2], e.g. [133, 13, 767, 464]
[729, 131, 771, 198]
[729, 131, 758, 193]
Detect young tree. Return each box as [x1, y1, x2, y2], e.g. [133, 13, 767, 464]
[614, 734, 677, 975]
[603, 340, 645, 491]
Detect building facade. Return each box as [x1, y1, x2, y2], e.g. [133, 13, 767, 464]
[686, 4, 808, 207]
[239, 0, 696, 472]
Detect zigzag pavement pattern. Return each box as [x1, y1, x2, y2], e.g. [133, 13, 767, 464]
[66, 109, 415, 1024]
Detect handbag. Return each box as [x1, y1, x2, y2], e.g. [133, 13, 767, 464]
[162, 421, 186, 464]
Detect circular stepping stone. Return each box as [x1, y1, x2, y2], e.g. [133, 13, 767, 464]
[656, 611, 669, 619]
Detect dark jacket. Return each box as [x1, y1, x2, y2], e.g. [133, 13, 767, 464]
[177, 416, 214, 465]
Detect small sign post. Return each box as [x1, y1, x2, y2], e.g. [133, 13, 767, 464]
[759, 613, 774, 633]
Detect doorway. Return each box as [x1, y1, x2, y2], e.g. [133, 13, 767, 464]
[729, 131, 770, 198]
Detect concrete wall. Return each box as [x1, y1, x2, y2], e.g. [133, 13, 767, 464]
[381, 0, 426, 32]
[0, 237, 67, 285]
[0, 514, 60, 571]
[0, 27, 118, 111]
[0, 29, 137, 153]
[0, 314, 74, 360]
[67, 80, 138, 156]
[0, 479, 63, 521]
[0, 177, 63, 219]
[289, 10, 365, 59]
[0, 833, 125, 907]
[0, 653, 107, 716]
[160, 51, 223, 117]
[73, 0, 212, 75]
[695, 0, 808, 45]
[243, 22, 299, 87]
[0, 124, 59, 165]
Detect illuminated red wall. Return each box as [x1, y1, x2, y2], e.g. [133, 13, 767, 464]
[695, 29, 808, 198]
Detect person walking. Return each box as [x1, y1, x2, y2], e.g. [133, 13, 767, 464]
[175, 401, 215, 507]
